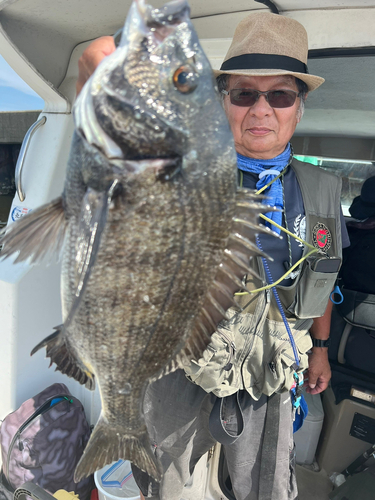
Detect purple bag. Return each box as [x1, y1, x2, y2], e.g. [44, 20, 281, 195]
[0, 383, 93, 500]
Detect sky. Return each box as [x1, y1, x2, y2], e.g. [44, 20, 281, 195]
[0, 55, 44, 111]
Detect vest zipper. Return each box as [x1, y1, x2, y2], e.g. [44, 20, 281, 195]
[239, 287, 271, 387]
[220, 330, 236, 371]
[269, 361, 278, 380]
[5, 394, 73, 485]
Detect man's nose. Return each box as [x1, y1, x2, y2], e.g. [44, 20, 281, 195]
[248, 94, 273, 116]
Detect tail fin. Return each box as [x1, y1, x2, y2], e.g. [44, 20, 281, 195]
[0, 197, 67, 264]
[74, 416, 162, 483]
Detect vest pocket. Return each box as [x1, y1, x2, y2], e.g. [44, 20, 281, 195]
[184, 331, 235, 392]
[264, 332, 312, 395]
[289, 258, 339, 319]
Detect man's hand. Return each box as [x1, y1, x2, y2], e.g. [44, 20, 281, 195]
[304, 348, 331, 394]
[305, 298, 333, 394]
[76, 36, 116, 96]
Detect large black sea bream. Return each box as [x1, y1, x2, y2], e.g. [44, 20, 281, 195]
[0, 0, 266, 483]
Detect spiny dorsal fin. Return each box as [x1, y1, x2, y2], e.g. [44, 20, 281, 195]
[157, 188, 271, 378]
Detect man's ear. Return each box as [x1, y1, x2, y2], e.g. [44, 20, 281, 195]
[297, 92, 308, 123]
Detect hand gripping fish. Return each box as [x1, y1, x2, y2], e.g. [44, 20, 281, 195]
[0, 0, 271, 483]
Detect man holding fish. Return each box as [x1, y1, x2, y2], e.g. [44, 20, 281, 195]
[76, 7, 348, 500]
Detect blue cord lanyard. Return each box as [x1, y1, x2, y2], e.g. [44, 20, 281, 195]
[256, 236, 300, 368]
[238, 160, 300, 367]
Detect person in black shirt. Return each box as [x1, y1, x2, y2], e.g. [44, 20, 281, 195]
[340, 176, 375, 295]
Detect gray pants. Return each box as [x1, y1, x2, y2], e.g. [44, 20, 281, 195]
[132, 370, 298, 500]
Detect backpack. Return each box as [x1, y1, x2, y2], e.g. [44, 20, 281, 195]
[0, 383, 93, 500]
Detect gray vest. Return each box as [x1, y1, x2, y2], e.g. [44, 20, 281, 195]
[185, 160, 343, 399]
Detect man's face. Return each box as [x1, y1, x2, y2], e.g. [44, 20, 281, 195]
[223, 75, 303, 159]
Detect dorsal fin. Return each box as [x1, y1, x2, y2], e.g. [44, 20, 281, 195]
[154, 188, 273, 377]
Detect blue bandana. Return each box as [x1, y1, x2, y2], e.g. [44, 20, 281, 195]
[237, 143, 292, 234]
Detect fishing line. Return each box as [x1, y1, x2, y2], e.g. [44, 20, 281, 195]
[236, 159, 319, 295]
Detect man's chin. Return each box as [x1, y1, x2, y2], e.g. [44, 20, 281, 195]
[239, 137, 279, 159]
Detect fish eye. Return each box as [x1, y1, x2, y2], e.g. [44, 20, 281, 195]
[173, 65, 198, 94]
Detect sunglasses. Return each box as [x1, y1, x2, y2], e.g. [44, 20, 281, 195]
[222, 88, 301, 108]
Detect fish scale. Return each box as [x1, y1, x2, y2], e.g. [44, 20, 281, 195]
[0, 0, 269, 484]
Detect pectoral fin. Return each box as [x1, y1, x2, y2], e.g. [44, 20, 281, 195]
[73, 183, 117, 302]
[0, 197, 66, 263]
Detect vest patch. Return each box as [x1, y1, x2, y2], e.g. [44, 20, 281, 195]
[312, 222, 332, 251]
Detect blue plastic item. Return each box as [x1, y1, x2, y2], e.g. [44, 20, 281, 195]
[330, 285, 344, 304]
[101, 460, 133, 488]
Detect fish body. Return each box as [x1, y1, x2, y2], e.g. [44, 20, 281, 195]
[0, 0, 265, 483]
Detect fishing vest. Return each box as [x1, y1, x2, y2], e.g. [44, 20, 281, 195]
[185, 159, 343, 400]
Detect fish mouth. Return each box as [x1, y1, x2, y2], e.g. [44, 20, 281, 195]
[116, 0, 190, 49]
[124, 0, 192, 51]
[73, 0, 192, 161]
[139, 0, 190, 31]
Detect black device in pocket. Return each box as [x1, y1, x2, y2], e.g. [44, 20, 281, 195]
[312, 257, 341, 273]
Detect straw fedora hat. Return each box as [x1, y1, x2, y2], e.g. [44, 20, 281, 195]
[214, 12, 324, 92]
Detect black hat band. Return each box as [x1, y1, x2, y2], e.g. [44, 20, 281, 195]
[220, 53, 309, 74]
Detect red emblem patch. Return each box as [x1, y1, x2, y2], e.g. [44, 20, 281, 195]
[312, 223, 332, 252]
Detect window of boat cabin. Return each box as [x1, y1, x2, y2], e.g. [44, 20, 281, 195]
[0, 56, 44, 230]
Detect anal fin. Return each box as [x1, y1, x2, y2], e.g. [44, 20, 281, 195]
[31, 328, 95, 390]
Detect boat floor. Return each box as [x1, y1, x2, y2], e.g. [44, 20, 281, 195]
[296, 464, 333, 499]
[184, 455, 335, 499]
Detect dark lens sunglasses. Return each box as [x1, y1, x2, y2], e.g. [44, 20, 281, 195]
[222, 88, 301, 108]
